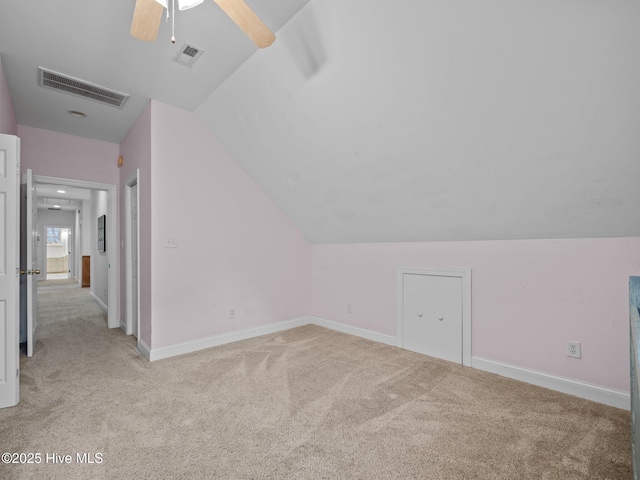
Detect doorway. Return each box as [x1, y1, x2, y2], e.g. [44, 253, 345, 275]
[125, 171, 140, 339]
[396, 268, 472, 366]
[34, 175, 119, 329]
[44, 226, 72, 280]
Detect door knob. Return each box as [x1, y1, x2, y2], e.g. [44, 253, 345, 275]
[438, 316, 444, 321]
[418, 312, 423, 317]
[20, 270, 41, 275]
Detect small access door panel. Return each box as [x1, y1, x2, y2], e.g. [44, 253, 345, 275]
[400, 272, 465, 364]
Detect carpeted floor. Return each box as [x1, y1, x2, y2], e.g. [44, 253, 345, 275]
[0, 287, 632, 479]
[36, 279, 80, 290]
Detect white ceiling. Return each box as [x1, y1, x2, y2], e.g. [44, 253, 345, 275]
[196, 0, 640, 242]
[0, 0, 311, 143]
[2, 0, 639, 243]
[36, 184, 91, 212]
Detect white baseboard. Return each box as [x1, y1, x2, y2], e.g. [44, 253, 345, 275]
[148, 317, 309, 362]
[89, 291, 108, 314]
[308, 316, 396, 346]
[137, 338, 151, 360]
[472, 356, 630, 410]
[138, 314, 629, 409]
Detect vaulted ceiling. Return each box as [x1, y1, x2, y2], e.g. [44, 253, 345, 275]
[0, 0, 311, 143]
[2, 0, 639, 243]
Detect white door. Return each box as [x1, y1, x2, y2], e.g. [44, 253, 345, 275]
[402, 273, 463, 363]
[131, 183, 138, 338]
[20, 169, 38, 357]
[0, 134, 20, 408]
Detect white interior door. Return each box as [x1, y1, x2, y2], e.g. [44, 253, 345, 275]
[21, 169, 38, 357]
[131, 183, 139, 338]
[402, 273, 463, 363]
[0, 134, 20, 408]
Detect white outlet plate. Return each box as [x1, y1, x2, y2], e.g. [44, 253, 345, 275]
[567, 341, 581, 359]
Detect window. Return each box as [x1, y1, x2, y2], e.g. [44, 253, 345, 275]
[47, 227, 61, 244]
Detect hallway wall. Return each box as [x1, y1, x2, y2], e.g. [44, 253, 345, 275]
[149, 101, 311, 349]
[90, 190, 109, 310]
[17, 125, 119, 185]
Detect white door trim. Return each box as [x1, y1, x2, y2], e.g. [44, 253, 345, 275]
[396, 267, 472, 366]
[34, 175, 119, 329]
[124, 170, 139, 338]
[41, 224, 74, 280]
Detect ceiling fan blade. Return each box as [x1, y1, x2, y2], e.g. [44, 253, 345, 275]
[213, 0, 276, 48]
[131, 0, 164, 42]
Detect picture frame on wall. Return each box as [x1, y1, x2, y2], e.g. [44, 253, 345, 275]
[98, 214, 106, 253]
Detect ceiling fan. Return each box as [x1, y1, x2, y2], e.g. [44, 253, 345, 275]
[130, 0, 275, 48]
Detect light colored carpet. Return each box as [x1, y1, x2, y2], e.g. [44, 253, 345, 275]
[37, 279, 80, 290]
[0, 287, 631, 479]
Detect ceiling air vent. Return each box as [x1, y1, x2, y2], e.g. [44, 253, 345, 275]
[38, 67, 129, 109]
[173, 43, 204, 68]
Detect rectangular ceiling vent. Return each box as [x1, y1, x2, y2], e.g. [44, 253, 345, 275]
[38, 67, 129, 109]
[173, 43, 204, 68]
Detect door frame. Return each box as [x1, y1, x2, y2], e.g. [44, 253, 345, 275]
[396, 267, 472, 366]
[42, 224, 74, 280]
[34, 175, 119, 329]
[124, 170, 139, 338]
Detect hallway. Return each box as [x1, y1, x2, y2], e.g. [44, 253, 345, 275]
[30, 282, 133, 357]
[36, 283, 109, 341]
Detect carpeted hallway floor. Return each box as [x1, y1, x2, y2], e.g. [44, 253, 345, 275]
[0, 286, 632, 479]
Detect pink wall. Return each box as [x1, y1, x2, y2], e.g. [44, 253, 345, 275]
[311, 238, 640, 392]
[18, 95, 634, 400]
[149, 101, 311, 348]
[17, 125, 119, 184]
[119, 103, 153, 346]
[0, 56, 17, 135]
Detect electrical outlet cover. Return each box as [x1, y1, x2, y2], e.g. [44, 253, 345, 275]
[567, 341, 581, 359]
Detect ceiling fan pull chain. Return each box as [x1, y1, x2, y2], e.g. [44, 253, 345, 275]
[171, 0, 176, 43]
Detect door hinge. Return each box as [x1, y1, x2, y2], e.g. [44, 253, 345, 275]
[16, 368, 19, 378]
